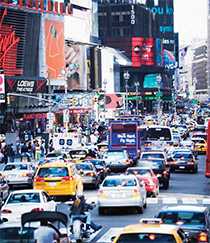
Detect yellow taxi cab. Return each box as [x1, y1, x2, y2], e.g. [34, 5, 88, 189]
[192, 137, 207, 154]
[33, 161, 83, 198]
[113, 219, 186, 243]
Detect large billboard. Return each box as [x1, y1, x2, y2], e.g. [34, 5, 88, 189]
[0, 7, 41, 77]
[45, 19, 65, 80]
[65, 43, 86, 90]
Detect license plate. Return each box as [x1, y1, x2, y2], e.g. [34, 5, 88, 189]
[179, 166, 185, 169]
[49, 182, 56, 186]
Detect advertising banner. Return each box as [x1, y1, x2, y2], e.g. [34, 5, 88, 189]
[65, 43, 86, 90]
[111, 132, 137, 146]
[6, 77, 47, 93]
[0, 74, 5, 103]
[132, 37, 155, 67]
[45, 19, 65, 80]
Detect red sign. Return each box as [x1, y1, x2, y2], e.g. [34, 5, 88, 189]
[132, 37, 155, 67]
[0, 9, 23, 76]
[23, 113, 47, 120]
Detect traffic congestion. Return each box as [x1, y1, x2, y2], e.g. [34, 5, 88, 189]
[0, 105, 209, 243]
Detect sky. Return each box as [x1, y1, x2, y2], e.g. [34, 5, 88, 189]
[174, 0, 207, 45]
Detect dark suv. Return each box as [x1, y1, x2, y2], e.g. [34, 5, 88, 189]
[137, 158, 170, 189]
[157, 206, 210, 243]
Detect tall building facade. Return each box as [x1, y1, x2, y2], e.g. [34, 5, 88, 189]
[208, 0, 210, 97]
[98, 0, 175, 112]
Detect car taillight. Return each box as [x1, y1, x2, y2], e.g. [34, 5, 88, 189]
[34, 176, 45, 182]
[133, 188, 139, 194]
[31, 208, 44, 212]
[21, 173, 32, 177]
[2, 209, 12, 214]
[62, 176, 73, 181]
[86, 172, 96, 177]
[198, 232, 208, 242]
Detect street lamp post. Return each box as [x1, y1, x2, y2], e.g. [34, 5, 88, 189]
[156, 74, 162, 121]
[123, 71, 130, 113]
[134, 82, 139, 116]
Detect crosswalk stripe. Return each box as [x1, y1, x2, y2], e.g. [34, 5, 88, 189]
[147, 198, 158, 204]
[182, 198, 198, 204]
[202, 198, 210, 204]
[96, 228, 122, 243]
[162, 197, 178, 204]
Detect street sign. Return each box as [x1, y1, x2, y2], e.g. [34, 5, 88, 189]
[0, 74, 5, 103]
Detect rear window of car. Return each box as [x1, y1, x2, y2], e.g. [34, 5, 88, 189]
[7, 193, 40, 204]
[137, 161, 164, 170]
[173, 153, 193, 159]
[142, 154, 164, 159]
[103, 178, 137, 187]
[104, 152, 126, 159]
[116, 233, 176, 243]
[76, 164, 93, 171]
[37, 167, 69, 178]
[158, 211, 205, 226]
[4, 164, 28, 171]
[46, 153, 61, 158]
[127, 169, 151, 176]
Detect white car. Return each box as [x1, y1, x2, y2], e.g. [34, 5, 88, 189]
[1, 190, 56, 222]
[1, 163, 35, 188]
[97, 175, 147, 215]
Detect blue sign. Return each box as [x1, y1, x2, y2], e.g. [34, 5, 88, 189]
[111, 132, 136, 146]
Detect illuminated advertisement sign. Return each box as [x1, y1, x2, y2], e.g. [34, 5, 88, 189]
[132, 37, 155, 67]
[0, 74, 5, 103]
[0, 7, 41, 78]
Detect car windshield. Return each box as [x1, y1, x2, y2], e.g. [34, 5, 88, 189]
[142, 154, 164, 159]
[142, 127, 172, 141]
[104, 152, 125, 159]
[158, 211, 205, 226]
[7, 193, 40, 203]
[0, 227, 35, 241]
[116, 233, 176, 243]
[103, 178, 137, 187]
[173, 153, 193, 160]
[127, 169, 151, 176]
[4, 164, 28, 171]
[46, 153, 61, 158]
[137, 161, 164, 170]
[37, 167, 69, 177]
[76, 164, 93, 171]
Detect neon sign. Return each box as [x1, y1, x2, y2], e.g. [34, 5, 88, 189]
[0, 9, 22, 76]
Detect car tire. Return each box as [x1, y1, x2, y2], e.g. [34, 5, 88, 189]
[143, 201, 147, 209]
[98, 207, 105, 215]
[137, 206, 144, 214]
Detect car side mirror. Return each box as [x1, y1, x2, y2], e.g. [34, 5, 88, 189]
[111, 236, 116, 242]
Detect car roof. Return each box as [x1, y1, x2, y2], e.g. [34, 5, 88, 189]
[160, 205, 207, 213]
[104, 174, 137, 180]
[120, 223, 180, 234]
[10, 189, 44, 194]
[141, 151, 165, 154]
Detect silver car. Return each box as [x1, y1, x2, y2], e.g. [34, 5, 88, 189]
[97, 174, 147, 215]
[75, 162, 100, 189]
[1, 163, 35, 188]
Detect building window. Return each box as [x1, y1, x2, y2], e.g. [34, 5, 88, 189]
[112, 28, 121, 36]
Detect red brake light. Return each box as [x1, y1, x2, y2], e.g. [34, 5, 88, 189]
[2, 209, 12, 213]
[62, 176, 73, 181]
[34, 176, 45, 182]
[31, 208, 44, 212]
[198, 232, 208, 242]
[133, 188, 138, 193]
[86, 172, 96, 177]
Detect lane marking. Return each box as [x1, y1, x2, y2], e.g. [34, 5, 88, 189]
[147, 198, 158, 204]
[162, 197, 178, 204]
[182, 198, 198, 204]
